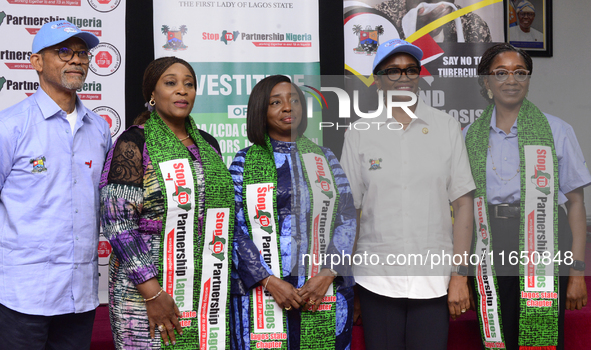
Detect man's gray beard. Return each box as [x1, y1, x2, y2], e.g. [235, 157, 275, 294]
[61, 71, 87, 91]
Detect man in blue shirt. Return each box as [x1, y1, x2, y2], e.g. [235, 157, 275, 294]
[0, 20, 112, 349]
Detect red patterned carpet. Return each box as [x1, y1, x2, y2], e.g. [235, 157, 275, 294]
[91, 241, 591, 350]
[90, 305, 114, 350]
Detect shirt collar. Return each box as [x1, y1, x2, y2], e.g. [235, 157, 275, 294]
[411, 98, 430, 126]
[33, 88, 62, 120]
[489, 107, 518, 136]
[33, 88, 92, 122]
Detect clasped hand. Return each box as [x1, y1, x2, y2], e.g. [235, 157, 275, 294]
[264, 269, 335, 312]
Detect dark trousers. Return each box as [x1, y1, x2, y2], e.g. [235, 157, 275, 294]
[0, 303, 96, 350]
[358, 285, 449, 350]
[474, 206, 571, 350]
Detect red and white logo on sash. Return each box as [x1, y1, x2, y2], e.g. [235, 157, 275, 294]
[302, 153, 336, 297]
[159, 159, 196, 313]
[198, 208, 230, 350]
[246, 183, 283, 334]
[523, 145, 554, 292]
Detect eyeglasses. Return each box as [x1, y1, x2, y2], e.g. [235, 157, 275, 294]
[518, 12, 535, 18]
[53, 47, 93, 63]
[490, 68, 530, 82]
[375, 67, 421, 81]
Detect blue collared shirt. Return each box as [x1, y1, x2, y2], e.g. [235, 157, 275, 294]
[463, 108, 591, 205]
[0, 88, 112, 316]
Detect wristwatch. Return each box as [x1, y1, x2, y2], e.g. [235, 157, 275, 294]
[451, 265, 468, 276]
[328, 268, 338, 277]
[572, 260, 586, 271]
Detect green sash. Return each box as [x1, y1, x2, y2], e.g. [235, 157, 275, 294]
[145, 112, 234, 349]
[466, 100, 559, 350]
[242, 135, 339, 350]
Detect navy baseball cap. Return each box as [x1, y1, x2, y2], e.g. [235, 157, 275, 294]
[32, 20, 99, 54]
[372, 39, 423, 75]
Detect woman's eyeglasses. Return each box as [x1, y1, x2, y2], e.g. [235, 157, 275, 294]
[375, 67, 421, 81]
[490, 68, 530, 82]
[53, 47, 93, 63]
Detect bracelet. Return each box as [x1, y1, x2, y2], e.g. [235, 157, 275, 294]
[263, 276, 272, 290]
[143, 288, 164, 302]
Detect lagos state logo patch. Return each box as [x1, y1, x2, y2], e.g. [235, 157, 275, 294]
[30, 156, 47, 173]
[369, 158, 382, 170]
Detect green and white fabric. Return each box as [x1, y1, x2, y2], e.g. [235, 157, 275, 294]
[242, 135, 339, 350]
[145, 111, 234, 349]
[466, 100, 559, 350]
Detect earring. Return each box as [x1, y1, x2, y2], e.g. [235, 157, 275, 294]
[149, 98, 155, 106]
[487, 89, 493, 99]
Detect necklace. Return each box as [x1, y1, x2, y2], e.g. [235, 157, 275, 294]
[178, 134, 190, 142]
[488, 144, 520, 182]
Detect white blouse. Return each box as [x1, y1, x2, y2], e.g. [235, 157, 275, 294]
[341, 99, 475, 299]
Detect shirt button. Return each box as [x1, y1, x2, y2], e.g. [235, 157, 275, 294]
[74, 180, 77, 184]
[76, 236, 79, 240]
[71, 296, 74, 300]
[75, 209, 79, 213]
[504, 157, 507, 161]
[66, 129, 69, 133]
[74, 265, 78, 269]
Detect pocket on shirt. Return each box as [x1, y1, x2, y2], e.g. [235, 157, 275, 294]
[5, 166, 50, 217]
[18, 162, 49, 185]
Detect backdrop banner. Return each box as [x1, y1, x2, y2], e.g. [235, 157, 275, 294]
[153, 0, 321, 167]
[343, 0, 504, 128]
[0, 0, 126, 304]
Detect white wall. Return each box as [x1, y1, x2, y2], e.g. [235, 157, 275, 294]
[526, 3, 591, 215]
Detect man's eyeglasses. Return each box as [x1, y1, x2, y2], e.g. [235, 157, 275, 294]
[53, 47, 93, 63]
[490, 68, 530, 82]
[375, 67, 421, 81]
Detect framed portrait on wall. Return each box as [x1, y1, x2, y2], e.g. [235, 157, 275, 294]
[506, 0, 552, 56]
